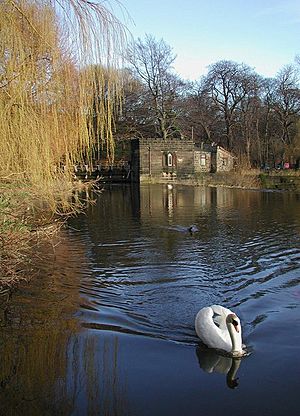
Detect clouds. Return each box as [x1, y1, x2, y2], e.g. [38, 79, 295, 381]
[257, 0, 300, 23]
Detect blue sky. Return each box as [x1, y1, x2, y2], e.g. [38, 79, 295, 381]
[114, 0, 300, 80]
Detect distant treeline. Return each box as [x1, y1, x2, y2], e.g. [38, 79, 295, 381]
[114, 35, 300, 169]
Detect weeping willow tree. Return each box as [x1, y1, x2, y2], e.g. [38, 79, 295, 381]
[0, 0, 127, 290]
[0, 0, 126, 212]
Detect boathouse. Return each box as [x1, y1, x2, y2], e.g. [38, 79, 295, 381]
[131, 138, 234, 181]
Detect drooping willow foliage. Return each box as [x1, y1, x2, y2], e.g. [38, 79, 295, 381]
[0, 0, 126, 211]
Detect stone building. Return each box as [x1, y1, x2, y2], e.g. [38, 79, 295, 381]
[212, 146, 235, 172]
[131, 138, 234, 181]
[131, 138, 195, 181]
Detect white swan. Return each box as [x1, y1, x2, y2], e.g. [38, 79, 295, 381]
[195, 305, 245, 357]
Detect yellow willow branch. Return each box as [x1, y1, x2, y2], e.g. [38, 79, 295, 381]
[9, 0, 53, 49]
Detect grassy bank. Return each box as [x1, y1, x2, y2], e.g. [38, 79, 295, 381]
[258, 170, 300, 191]
[140, 169, 300, 191]
[194, 169, 261, 189]
[201, 170, 300, 191]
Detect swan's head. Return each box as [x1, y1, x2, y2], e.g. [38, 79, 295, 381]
[226, 313, 241, 334]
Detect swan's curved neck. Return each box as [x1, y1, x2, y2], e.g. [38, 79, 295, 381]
[228, 324, 243, 354]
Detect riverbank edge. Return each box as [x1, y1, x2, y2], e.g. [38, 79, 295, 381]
[140, 170, 300, 192]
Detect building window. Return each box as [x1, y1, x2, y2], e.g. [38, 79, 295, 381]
[200, 154, 206, 166]
[167, 152, 173, 167]
[222, 157, 228, 166]
[163, 152, 176, 168]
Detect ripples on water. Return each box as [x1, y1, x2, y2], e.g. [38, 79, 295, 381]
[66, 185, 300, 347]
[1, 185, 300, 416]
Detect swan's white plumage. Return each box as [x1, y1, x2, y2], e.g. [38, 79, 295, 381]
[195, 305, 243, 354]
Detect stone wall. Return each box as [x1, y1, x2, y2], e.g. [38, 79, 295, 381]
[212, 146, 234, 172]
[194, 150, 211, 173]
[138, 138, 195, 179]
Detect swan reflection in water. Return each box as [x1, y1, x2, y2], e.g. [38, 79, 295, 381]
[196, 345, 243, 389]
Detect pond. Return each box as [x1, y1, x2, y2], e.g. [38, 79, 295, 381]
[1, 184, 300, 416]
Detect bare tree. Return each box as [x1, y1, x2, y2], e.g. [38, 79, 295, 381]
[182, 78, 222, 143]
[114, 69, 156, 138]
[269, 65, 300, 161]
[204, 60, 258, 150]
[126, 34, 183, 139]
[238, 76, 262, 165]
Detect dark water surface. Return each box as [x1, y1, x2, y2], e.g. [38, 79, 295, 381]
[1, 184, 300, 416]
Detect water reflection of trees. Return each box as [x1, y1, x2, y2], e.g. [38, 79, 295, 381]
[0, 329, 76, 415]
[140, 185, 300, 227]
[0, 331, 128, 415]
[75, 186, 300, 259]
[0, 231, 82, 414]
[138, 185, 300, 256]
[0, 229, 129, 415]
